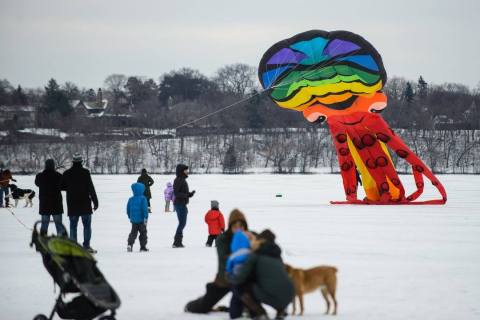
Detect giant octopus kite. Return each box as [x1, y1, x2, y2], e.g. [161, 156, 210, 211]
[259, 30, 447, 204]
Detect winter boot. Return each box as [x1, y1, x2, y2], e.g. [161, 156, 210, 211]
[172, 235, 184, 248]
[127, 245, 132, 252]
[275, 309, 287, 320]
[140, 247, 149, 252]
[240, 291, 267, 319]
[85, 246, 97, 254]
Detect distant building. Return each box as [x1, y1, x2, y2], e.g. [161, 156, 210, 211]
[70, 88, 109, 117]
[0, 105, 36, 127]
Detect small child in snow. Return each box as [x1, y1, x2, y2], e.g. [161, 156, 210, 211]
[126, 183, 149, 252]
[204, 200, 225, 247]
[226, 230, 251, 277]
[164, 182, 174, 212]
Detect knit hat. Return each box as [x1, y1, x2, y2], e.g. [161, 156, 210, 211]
[258, 229, 276, 242]
[72, 153, 83, 163]
[211, 200, 219, 209]
[228, 209, 248, 230]
[45, 159, 55, 171]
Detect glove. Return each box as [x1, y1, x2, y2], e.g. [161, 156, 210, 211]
[12, 179, 17, 182]
[144, 219, 148, 226]
[189, 190, 196, 197]
[93, 205, 98, 211]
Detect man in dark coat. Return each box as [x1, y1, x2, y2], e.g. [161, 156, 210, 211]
[61, 153, 99, 253]
[172, 164, 195, 248]
[35, 159, 66, 235]
[185, 209, 256, 314]
[137, 168, 154, 212]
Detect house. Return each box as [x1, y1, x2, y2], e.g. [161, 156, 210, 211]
[70, 88, 109, 117]
[0, 105, 36, 127]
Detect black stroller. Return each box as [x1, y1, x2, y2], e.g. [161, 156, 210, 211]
[30, 221, 121, 320]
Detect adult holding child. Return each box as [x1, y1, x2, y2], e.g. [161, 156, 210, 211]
[172, 164, 195, 248]
[185, 209, 265, 315]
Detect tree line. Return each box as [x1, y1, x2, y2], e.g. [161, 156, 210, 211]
[1, 65, 479, 134]
[1, 128, 479, 175]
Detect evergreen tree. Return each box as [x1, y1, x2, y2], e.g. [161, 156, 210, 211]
[404, 82, 415, 103]
[11, 85, 28, 105]
[44, 78, 73, 116]
[417, 76, 428, 99]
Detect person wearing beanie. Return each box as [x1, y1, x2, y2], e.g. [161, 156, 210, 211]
[61, 153, 99, 253]
[137, 168, 154, 213]
[204, 200, 225, 247]
[172, 164, 195, 248]
[185, 209, 258, 315]
[34, 159, 66, 235]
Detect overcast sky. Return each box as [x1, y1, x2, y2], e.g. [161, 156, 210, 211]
[1, 0, 479, 89]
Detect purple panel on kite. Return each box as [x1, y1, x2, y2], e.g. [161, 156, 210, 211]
[323, 39, 360, 57]
[267, 48, 306, 65]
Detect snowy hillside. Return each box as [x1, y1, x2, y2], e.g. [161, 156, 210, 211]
[1, 174, 479, 320]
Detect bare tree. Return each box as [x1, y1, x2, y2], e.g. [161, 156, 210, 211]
[104, 74, 127, 92]
[213, 63, 256, 96]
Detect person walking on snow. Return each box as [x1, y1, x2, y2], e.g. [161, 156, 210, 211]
[61, 153, 99, 253]
[126, 182, 149, 252]
[35, 159, 66, 235]
[0, 169, 16, 207]
[164, 182, 174, 212]
[172, 164, 195, 248]
[137, 168, 154, 213]
[204, 200, 225, 247]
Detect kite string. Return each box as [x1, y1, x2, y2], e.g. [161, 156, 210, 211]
[143, 40, 363, 141]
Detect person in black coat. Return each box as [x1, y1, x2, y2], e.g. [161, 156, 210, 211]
[137, 168, 154, 211]
[35, 159, 66, 235]
[61, 154, 99, 252]
[172, 164, 195, 248]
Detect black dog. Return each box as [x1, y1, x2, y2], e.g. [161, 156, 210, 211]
[7, 184, 35, 207]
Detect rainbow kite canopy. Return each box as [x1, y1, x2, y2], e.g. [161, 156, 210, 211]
[258, 30, 387, 111]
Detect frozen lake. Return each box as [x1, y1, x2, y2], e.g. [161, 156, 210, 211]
[1, 174, 479, 320]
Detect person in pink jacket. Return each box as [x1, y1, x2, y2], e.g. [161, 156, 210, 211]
[164, 182, 174, 212]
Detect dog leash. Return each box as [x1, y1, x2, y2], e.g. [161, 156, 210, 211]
[1, 207, 33, 231]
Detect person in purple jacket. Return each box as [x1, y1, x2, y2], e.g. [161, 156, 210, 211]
[164, 182, 175, 212]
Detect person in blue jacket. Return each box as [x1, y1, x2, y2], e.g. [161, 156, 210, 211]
[127, 183, 149, 252]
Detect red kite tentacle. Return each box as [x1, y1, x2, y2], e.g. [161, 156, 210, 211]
[364, 114, 447, 203]
[328, 120, 358, 201]
[343, 124, 392, 202]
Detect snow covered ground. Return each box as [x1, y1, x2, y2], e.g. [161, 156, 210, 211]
[1, 174, 479, 320]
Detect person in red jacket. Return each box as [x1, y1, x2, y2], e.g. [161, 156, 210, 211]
[204, 200, 225, 247]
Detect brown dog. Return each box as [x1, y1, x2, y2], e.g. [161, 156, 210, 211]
[284, 264, 338, 315]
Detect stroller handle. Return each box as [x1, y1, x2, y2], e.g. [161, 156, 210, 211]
[30, 220, 69, 247]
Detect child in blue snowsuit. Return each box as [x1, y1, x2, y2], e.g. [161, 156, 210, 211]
[226, 230, 251, 276]
[127, 183, 149, 252]
[226, 231, 251, 318]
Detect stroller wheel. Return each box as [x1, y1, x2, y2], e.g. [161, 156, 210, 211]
[33, 314, 48, 320]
